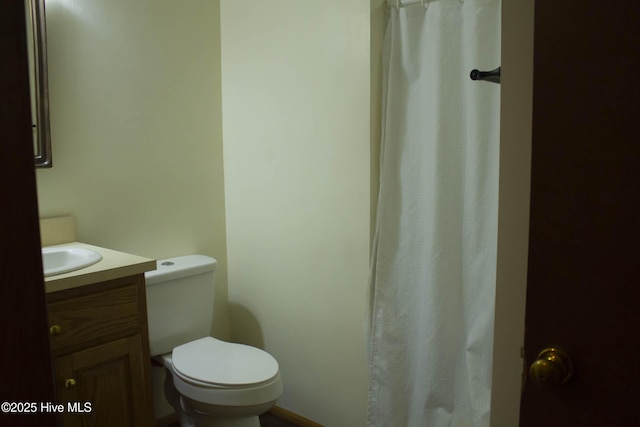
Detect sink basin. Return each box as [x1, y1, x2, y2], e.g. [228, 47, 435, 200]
[42, 246, 103, 277]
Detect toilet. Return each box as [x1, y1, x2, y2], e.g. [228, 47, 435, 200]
[144, 255, 282, 427]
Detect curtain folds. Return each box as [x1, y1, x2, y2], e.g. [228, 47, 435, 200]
[368, 1, 501, 425]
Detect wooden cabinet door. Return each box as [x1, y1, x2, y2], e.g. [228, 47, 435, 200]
[54, 335, 153, 427]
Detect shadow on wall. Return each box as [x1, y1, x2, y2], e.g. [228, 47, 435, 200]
[228, 303, 265, 349]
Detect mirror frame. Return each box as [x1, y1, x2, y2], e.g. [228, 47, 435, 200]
[26, 0, 52, 168]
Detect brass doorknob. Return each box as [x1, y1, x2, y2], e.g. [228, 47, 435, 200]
[49, 325, 61, 336]
[64, 378, 76, 388]
[529, 347, 573, 389]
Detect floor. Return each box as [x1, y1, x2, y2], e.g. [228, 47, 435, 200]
[167, 413, 299, 427]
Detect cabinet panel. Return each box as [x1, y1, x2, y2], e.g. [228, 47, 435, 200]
[47, 274, 154, 427]
[48, 282, 140, 355]
[55, 335, 152, 427]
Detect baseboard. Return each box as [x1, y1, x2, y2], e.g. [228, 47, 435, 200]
[269, 406, 324, 427]
[155, 406, 322, 427]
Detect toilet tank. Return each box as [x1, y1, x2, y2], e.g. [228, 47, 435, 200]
[144, 255, 217, 356]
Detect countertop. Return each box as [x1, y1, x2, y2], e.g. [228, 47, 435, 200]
[44, 242, 157, 293]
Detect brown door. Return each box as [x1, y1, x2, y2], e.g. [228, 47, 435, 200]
[520, 1, 640, 425]
[0, 2, 58, 427]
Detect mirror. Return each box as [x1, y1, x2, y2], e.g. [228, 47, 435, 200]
[25, 0, 52, 168]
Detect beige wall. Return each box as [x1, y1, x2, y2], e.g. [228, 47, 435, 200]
[37, 0, 227, 327]
[490, 0, 534, 425]
[36, 0, 227, 417]
[220, 1, 371, 425]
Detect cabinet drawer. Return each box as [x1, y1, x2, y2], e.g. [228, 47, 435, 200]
[48, 283, 140, 354]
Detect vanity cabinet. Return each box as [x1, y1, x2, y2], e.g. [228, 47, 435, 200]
[46, 274, 154, 427]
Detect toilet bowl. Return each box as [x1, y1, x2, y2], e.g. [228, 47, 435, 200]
[145, 256, 283, 427]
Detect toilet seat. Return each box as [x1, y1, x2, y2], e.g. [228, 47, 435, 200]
[172, 337, 279, 388]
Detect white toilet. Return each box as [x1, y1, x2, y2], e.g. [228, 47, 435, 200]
[144, 255, 283, 427]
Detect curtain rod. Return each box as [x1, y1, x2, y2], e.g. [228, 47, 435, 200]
[386, 0, 464, 9]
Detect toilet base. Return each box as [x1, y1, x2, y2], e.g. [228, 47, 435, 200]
[164, 367, 272, 427]
[177, 403, 261, 427]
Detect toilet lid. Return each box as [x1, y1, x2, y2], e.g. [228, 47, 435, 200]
[171, 337, 279, 386]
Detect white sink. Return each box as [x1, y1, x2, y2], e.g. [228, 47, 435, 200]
[42, 246, 103, 277]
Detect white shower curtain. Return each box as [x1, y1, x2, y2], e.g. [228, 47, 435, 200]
[368, 1, 500, 426]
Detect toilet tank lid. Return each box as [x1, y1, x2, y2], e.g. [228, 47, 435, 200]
[145, 255, 217, 285]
